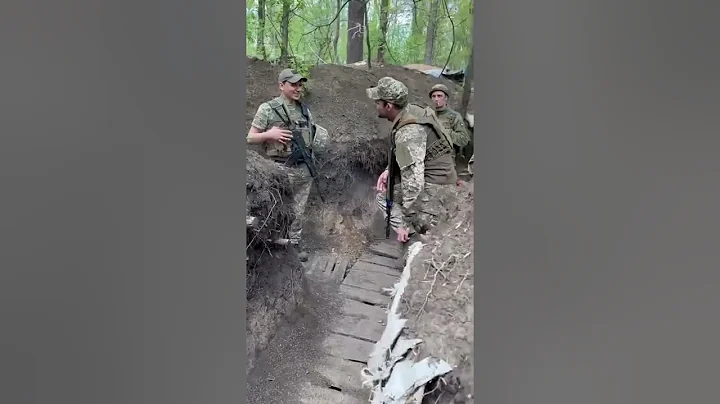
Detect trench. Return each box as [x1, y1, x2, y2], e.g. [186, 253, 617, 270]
[246, 171, 385, 403]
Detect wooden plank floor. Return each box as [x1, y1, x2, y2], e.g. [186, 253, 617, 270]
[298, 240, 405, 402]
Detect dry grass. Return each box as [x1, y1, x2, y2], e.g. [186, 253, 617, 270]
[246, 150, 296, 296]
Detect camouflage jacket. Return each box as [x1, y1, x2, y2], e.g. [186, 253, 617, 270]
[250, 96, 314, 161]
[435, 107, 470, 148]
[389, 104, 456, 229]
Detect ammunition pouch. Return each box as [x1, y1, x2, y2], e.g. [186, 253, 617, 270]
[426, 138, 453, 161]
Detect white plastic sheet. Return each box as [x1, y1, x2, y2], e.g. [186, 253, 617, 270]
[362, 241, 455, 404]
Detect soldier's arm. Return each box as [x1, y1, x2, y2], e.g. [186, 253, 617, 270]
[246, 103, 274, 144]
[394, 124, 427, 229]
[450, 113, 471, 147]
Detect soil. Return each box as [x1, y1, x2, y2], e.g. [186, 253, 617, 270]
[246, 275, 345, 403]
[245, 57, 475, 401]
[246, 249, 304, 374]
[246, 150, 299, 374]
[402, 182, 475, 404]
[245, 56, 472, 172]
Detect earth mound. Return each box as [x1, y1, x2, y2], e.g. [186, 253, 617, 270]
[246, 149, 303, 374]
[245, 57, 469, 180]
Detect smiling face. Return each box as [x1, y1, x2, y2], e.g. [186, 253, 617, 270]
[431, 90, 448, 108]
[279, 80, 303, 101]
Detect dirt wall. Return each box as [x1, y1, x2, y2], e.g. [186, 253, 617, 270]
[402, 182, 475, 403]
[246, 249, 304, 374]
[246, 149, 301, 374]
[245, 57, 470, 175]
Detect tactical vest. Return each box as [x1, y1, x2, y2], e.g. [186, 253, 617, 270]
[435, 107, 467, 148]
[264, 97, 314, 164]
[390, 104, 457, 185]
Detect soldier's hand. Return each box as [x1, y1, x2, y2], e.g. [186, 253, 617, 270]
[396, 227, 410, 243]
[266, 126, 293, 144]
[376, 169, 389, 192]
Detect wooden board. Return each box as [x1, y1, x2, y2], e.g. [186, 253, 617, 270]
[367, 242, 403, 259]
[322, 256, 336, 274]
[358, 253, 403, 269]
[323, 333, 375, 363]
[341, 298, 386, 323]
[314, 355, 367, 393]
[305, 254, 329, 278]
[331, 317, 385, 342]
[343, 267, 398, 292]
[340, 285, 389, 307]
[330, 258, 350, 283]
[351, 260, 401, 277]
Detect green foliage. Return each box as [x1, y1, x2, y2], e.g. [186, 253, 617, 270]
[247, 0, 473, 70]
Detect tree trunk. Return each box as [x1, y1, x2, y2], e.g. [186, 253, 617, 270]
[376, 0, 390, 64]
[460, 47, 474, 116]
[364, 0, 371, 68]
[280, 0, 291, 66]
[411, 1, 421, 37]
[424, 0, 440, 65]
[332, 0, 341, 63]
[460, 2, 474, 114]
[256, 0, 267, 59]
[346, 0, 365, 63]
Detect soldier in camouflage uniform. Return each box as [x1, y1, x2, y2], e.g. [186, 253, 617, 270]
[367, 77, 458, 243]
[247, 68, 329, 259]
[428, 84, 471, 154]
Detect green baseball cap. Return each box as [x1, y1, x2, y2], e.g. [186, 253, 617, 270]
[278, 68, 306, 83]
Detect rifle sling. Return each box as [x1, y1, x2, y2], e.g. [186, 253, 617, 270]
[268, 102, 317, 169]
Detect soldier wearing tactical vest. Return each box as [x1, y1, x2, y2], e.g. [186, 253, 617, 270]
[367, 77, 458, 243]
[428, 84, 471, 154]
[247, 68, 327, 259]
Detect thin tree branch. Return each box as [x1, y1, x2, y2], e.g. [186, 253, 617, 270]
[298, 0, 353, 40]
[441, 0, 456, 73]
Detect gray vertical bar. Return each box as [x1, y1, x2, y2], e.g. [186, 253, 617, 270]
[240, 2, 249, 401]
[0, 0, 247, 402]
[475, 1, 720, 403]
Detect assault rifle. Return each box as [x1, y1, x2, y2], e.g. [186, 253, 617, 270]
[289, 128, 325, 203]
[268, 101, 325, 203]
[385, 161, 396, 239]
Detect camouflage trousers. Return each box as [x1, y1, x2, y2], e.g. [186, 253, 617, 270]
[287, 164, 313, 244]
[375, 182, 453, 235]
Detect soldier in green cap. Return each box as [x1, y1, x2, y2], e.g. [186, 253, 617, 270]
[247, 68, 329, 260]
[428, 84, 471, 155]
[367, 77, 458, 243]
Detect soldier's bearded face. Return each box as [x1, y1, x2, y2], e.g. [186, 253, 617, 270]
[375, 100, 391, 119]
[280, 81, 303, 101]
[431, 91, 448, 108]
